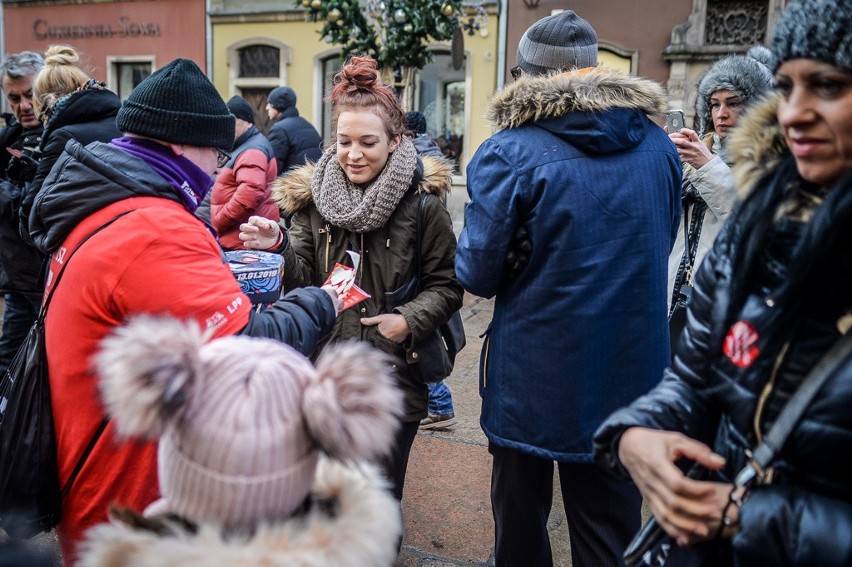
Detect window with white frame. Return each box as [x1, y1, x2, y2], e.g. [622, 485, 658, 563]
[107, 56, 154, 100]
[417, 50, 467, 174]
[227, 39, 290, 134]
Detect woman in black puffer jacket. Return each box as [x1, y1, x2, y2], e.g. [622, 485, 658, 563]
[19, 44, 121, 237]
[593, 1, 852, 566]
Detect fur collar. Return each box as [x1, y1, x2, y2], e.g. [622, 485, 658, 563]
[487, 69, 668, 131]
[77, 459, 401, 567]
[273, 155, 453, 216]
[727, 92, 788, 199]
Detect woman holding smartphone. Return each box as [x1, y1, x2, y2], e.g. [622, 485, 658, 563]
[240, 56, 463, 504]
[666, 47, 773, 347]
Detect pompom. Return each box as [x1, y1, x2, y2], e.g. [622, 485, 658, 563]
[746, 45, 773, 69]
[95, 315, 205, 439]
[303, 342, 403, 461]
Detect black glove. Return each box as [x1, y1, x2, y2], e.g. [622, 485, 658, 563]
[505, 226, 531, 278]
[6, 153, 38, 185]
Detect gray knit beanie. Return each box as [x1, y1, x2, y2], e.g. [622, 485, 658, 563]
[117, 58, 234, 150]
[268, 86, 297, 111]
[695, 46, 774, 136]
[517, 10, 598, 76]
[771, 0, 852, 73]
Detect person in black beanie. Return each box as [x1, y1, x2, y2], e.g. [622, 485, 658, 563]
[595, 1, 852, 565]
[26, 57, 341, 565]
[265, 85, 322, 174]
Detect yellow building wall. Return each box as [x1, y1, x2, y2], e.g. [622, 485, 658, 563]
[211, 13, 499, 177]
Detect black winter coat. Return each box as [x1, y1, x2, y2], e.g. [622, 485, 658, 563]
[20, 83, 121, 239]
[594, 96, 852, 566]
[267, 107, 322, 174]
[0, 120, 43, 294]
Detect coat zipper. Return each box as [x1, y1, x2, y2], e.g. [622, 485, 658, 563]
[482, 334, 490, 388]
[753, 340, 791, 443]
[321, 223, 331, 272]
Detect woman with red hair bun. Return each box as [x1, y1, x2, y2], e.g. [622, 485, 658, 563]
[240, 55, 463, 506]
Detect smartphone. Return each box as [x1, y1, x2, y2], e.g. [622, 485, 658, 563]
[666, 109, 685, 132]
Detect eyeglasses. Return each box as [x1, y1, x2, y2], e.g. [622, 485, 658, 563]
[510, 66, 523, 81]
[216, 148, 231, 169]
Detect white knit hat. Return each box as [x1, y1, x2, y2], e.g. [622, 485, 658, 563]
[95, 316, 403, 532]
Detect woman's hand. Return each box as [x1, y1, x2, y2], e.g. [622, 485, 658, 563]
[669, 128, 714, 170]
[618, 427, 734, 546]
[239, 216, 282, 250]
[360, 313, 410, 343]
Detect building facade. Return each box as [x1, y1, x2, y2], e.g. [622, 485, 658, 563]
[209, 0, 500, 177]
[3, 0, 206, 100]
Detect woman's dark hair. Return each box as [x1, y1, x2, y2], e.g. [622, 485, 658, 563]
[330, 55, 405, 141]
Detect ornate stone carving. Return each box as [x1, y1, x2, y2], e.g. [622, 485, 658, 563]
[705, 0, 769, 46]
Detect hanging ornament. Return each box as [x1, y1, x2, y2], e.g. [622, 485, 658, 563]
[301, 0, 311, 6]
[394, 9, 406, 23]
[403, 23, 414, 33]
[379, 1, 387, 11]
[441, 3, 454, 17]
[310, 0, 321, 8]
[328, 7, 342, 22]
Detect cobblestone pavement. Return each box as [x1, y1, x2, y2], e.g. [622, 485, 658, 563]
[396, 293, 572, 567]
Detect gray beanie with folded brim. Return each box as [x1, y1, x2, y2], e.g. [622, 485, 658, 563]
[517, 10, 598, 76]
[117, 58, 235, 150]
[695, 46, 774, 137]
[771, 0, 852, 73]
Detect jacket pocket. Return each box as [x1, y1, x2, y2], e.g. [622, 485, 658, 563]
[384, 277, 417, 312]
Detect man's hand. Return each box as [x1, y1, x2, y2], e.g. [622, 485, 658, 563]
[320, 285, 344, 315]
[239, 215, 283, 250]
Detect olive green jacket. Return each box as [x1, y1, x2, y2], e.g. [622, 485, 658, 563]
[273, 156, 463, 420]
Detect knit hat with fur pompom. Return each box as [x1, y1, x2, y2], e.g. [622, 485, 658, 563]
[694, 45, 773, 137]
[95, 316, 403, 532]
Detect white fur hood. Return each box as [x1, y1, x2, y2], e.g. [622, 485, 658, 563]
[77, 459, 402, 567]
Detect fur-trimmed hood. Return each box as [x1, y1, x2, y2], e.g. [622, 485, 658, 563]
[727, 92, 788, 199]
[486, 69, 668, 131]
[273, 154, 453, 216]
[77, 458, 402, 567]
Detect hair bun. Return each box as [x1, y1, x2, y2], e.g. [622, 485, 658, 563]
[334, 56, 380, 98]
[43, 44, 80, 68]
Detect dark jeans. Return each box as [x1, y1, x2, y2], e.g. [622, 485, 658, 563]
[490, 443, 642, 567]
[379, 420, 420, 501]
[0, 292, 40, 376]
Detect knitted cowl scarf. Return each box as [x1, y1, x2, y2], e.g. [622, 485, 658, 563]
[311, 135, 417, 233]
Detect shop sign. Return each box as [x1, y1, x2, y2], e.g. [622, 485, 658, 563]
[33, 16, 161, 40]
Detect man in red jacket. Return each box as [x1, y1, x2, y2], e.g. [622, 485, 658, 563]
[210, 95, 279, 249]
[26, 58, 340, 565]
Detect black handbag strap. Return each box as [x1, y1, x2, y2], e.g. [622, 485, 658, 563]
[736, 331, 852, 486]
[39, 208, 137, 500]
